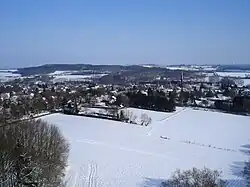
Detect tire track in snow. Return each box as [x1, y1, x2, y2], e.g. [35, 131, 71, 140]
[88, 163, 93, 187]
[91, 162, 96, 187]
[93, 163, 97, 187]
[72, 169, 79, 187]
[77, 166, 86, 187]
[158, 108, 187, 122]
[87, 162, 97, 187]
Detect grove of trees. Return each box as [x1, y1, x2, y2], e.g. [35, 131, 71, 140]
[126, 90, 176, 112]
[161, 167, 226, 187]
[0, 119, 69, 187]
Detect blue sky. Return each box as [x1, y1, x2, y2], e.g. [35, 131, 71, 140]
[0, 0, 250, 68]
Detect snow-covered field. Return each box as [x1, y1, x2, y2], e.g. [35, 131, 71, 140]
[121, 107, 184, 125]
[41, 108, 250, 187]
[216, 71, 250, 78]
[0, 71, 21, 82]
[52, 74, 107, 82]
[165, 65, 217, 71]
[242, 79, 250, 86]
[49, 71, 74, 75]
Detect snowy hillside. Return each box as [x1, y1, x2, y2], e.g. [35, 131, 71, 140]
[0, 71, 21, 82]
[242, 79, 250, 86]
[41, 108, 250, 187]
[119, 107, 184, 125]
[52, 74, 107, 82]
[216, 71, 250, 78]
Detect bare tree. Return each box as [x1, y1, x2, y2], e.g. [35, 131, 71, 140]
[161, 167, 226, 187]
[131, 113, 137, 124]
[0, 119, 69, 187]
[107, 108, 118, 117]
[126, 110, 137, 124]
[118, 110, 138, 124]
[140, 113, 152, 126]
[118, 110, 130, 122]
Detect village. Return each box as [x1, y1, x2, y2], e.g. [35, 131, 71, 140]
[1, 65, 250, 126]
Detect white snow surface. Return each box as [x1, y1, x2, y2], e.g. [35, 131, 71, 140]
[0, 72, 21, 82]
[49, 71, 72, 75]
[41, 108, 250, 187]
[216, 72, 250, 78]
[242, 79, 250, 86]
[165, 66, 217, 71]
[53, 74, 107, 82]
[121, 107, 184, 125]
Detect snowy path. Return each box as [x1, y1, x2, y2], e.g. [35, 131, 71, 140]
[147, 107, 187, 136]
[158, 108, 187, 122]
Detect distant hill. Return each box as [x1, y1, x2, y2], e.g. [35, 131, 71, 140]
[16, 63, 250, 76]
[16, 64, 152, 76]
[217, 64, 250, 72]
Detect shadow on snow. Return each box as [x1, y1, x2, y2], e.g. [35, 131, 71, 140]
[229, 144, 250, 186]
[140, 178, 165, 187]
